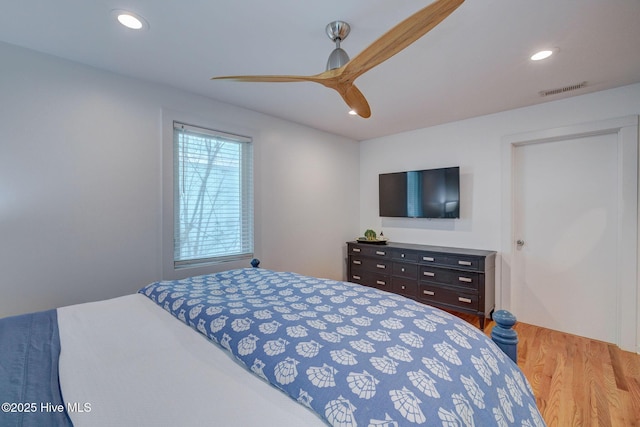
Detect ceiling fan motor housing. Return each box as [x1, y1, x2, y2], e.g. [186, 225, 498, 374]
[327, 47, 350, 70]
[326, 21, 351, 70]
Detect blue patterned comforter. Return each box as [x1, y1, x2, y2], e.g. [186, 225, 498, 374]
[140, 268, 545, 426]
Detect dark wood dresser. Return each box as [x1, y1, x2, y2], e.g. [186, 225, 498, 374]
[346, 241, 496, 329]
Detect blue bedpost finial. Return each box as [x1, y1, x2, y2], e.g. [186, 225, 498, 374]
[250, 258, 260, 268]
[491, 310, 519, 364]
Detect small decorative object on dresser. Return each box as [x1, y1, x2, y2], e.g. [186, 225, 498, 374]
[356, 229, 389, 245]
[347, 240, 496, 329]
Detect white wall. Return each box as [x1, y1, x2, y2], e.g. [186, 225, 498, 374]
[0, 41, 359, 318]
[359, 83, 640, 341]
[360, 83, 640, 250]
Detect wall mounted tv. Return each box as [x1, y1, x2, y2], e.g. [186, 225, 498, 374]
[379, 166, 460, 218]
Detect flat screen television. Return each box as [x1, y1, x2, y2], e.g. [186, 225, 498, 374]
[379, 166, 460, 218]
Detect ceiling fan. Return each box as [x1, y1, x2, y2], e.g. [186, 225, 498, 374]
[211, 0, 464, 118]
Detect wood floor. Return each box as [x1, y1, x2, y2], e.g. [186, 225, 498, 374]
[456, 312, 640, 427]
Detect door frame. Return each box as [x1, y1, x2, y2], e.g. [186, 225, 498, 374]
[500, 115, 639, 353]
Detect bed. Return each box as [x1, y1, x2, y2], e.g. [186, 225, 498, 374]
[1, 267, 545, 426]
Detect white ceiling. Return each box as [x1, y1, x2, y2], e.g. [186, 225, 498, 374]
[1, 0, 639, 141]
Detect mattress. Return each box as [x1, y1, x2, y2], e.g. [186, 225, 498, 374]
[57, 293, 324, 426]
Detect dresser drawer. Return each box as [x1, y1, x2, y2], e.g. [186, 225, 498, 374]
[392, 262, 418, 279]
[392, 278, 417, 298]
[419, 266, 481, 289]
[350, 256, 391, 273]
[438, 256, 482, 271]
[417, 251, 482, 271]
[349, 270, 391, 291]
[418, 284, 478, 311]
[391, 249, 419, 262]
[417, 251, 449, 265]
[348, 244, 390, 259]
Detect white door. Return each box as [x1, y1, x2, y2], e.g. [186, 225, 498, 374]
[512, 133, 619, 343]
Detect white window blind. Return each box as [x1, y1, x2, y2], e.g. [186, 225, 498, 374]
[173, 122, 253, 267]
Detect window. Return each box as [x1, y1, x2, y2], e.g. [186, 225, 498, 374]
[173, 122, 253, 267]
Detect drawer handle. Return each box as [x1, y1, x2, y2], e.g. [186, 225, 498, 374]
[423, 271, 435, 277]
[423, 290, 435, 296]
[352, 275, 361, 280]
[376, 251, 386, 256]
[401, 253, 405, 258]
[352, 260, 362, 265]
[458, 260, 472, 266]
[376, 280, 386, 286]
[423, 256, 434, 262]
[376, 264, 386, 269]
[401, 267, 405, 272]
[352, 248, 361, 252]
[401, 285, 406, 290]
[458, 277, 472, 283]
[458, 297, 472, 304]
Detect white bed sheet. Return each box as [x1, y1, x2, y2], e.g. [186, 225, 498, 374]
[57, 294, 326, 427]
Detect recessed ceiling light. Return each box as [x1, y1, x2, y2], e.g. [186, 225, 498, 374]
[118, 14, 142, 29]
[530, 49, 554, 61]
[112, 10, 149, 30]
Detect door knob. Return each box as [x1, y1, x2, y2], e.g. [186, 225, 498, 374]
[516, 239, 525, 247]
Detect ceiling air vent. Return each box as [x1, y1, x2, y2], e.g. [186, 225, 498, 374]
[539, 81, 587, 97]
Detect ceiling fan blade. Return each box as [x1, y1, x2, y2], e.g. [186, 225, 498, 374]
[343, 0, 464, 81]
[212, 70, 370, 117]
[337, 84, 371, 118]
[211, 74, 324, 83]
